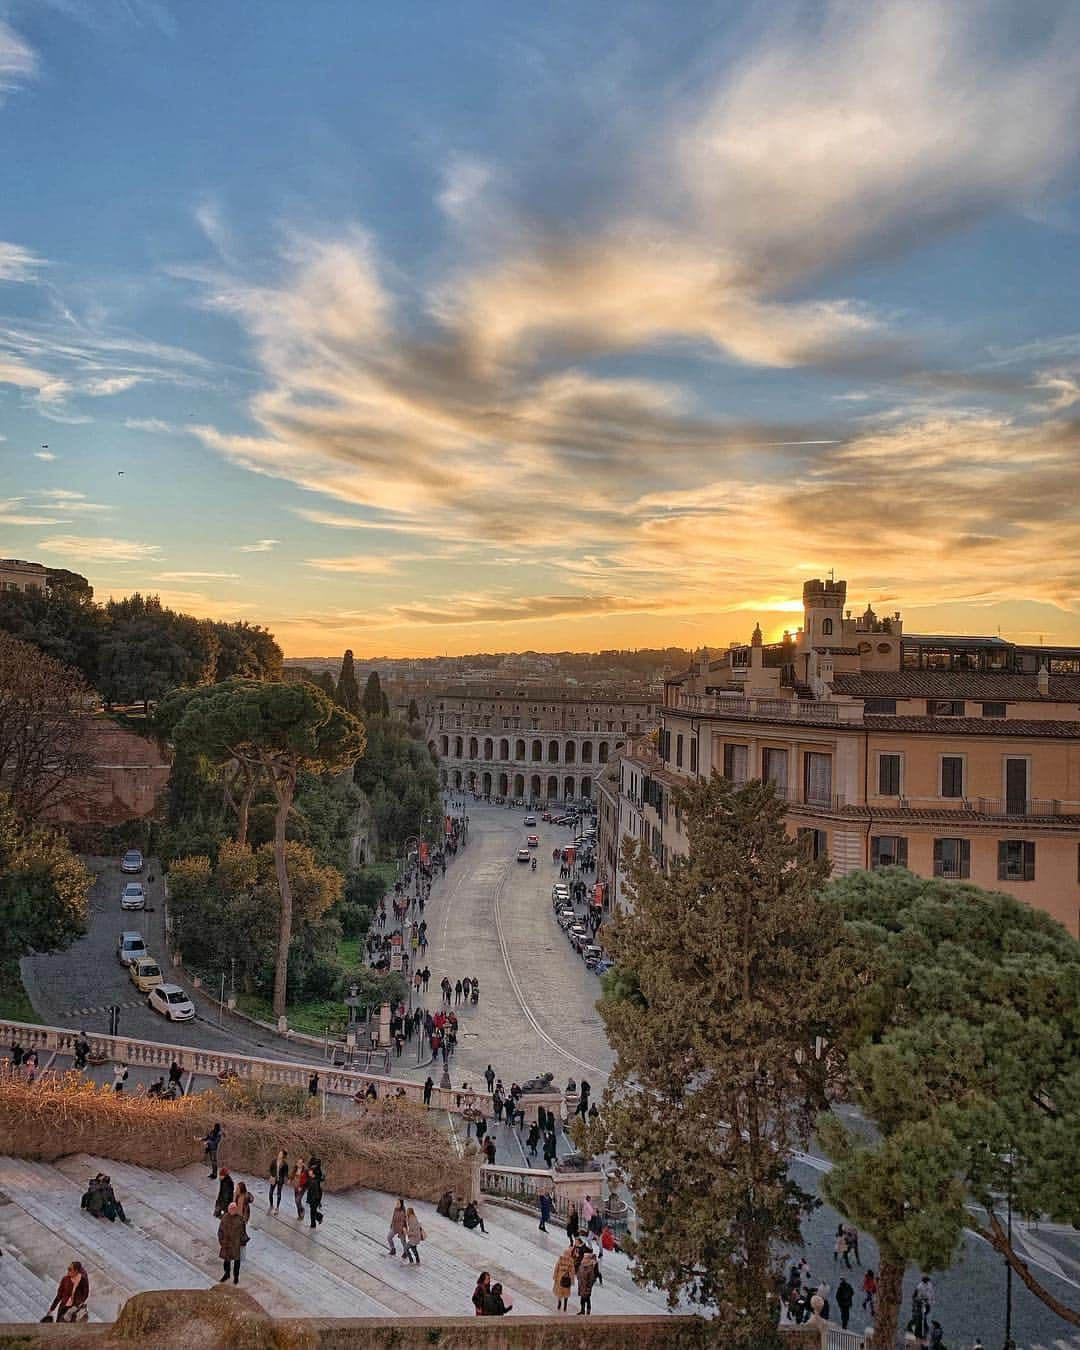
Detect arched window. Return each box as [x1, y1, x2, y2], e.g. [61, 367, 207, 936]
[822, 618, 833, 636]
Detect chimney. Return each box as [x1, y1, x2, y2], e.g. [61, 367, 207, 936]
[1037, 663, 1049, 696]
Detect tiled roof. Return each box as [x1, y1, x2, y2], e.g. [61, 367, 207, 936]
[833, 671, 1080, 700]
[863, 715, 1080, 738]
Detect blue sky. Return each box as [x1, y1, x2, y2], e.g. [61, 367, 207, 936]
[2, 0, 1079, 655]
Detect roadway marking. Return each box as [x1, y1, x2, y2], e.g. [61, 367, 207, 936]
[491, 862, 606, 1077]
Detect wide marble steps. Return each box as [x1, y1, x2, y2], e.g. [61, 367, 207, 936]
[0, 1154, 672, 1323]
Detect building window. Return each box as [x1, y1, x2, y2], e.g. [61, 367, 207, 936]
[877, 753, 902, 796]
[675, 734, 684, 769]
[863, 698, 897, 715]
[933, 837, 970, 879]
[797, 827, 828, 860]
[803, 752, 832, 806]
[822, 618, 833, 636]
[689, 738, 698, 774]
[871, 836, 908, 867]
[723, 743, 748, 783]
[982, 702, 1007, 719]
[940, 756, 964, 798]
[761, 747, 788, 794]
[929, 700, 966, 717]
[1005, 757, 1029, 815]
[998, 840, 1035, 882]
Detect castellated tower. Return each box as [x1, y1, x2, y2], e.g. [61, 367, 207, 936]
[802, 577, 846, 646]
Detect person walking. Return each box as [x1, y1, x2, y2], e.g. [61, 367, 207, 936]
[566, 1202, 580, 1242]
[308, 1072, 319, 1098]
[577, 1248, 599, 1314]
[291, 1161, 308, 1219]
[484, 1064, 495, 1093]
[387, 1197, 408, 1255]
[403, 1206, 425, 1264]
[553, 1245, 576, 1312]
[482, 1281, 512, 1315]
[471, 1271, 490, 1315]
[201, 1122, 223, 1178]
[306, 1157, 324, 1228]
[217, 1201, 248, 1285]
[483, 1136, 496, 1165]
[526, 1121, 540, 1158]
[44, 1261, 89, 1322]
[423, 1076, 434, 1107]
[538, 1190, 552, 1233]
[835, 1277, 854, 1329]
[213, 1168, 234, 1218]
[844, 1222, 861, 1265]
[834, 1224, 850, 1267]
[233, 1181, 252, 1223]
[268, 1150, 288, 1212]
[168, 1060, 184, 1095]
[111, 1060, 126, 1092]
[861, 1269, 878, 1316]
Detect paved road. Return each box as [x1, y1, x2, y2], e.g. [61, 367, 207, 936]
[414, 802, 1080, 1349]
[19, 857, 323, 1063]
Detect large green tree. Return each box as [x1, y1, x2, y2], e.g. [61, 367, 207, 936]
[588, 777, 848, 1346]
[159, 680, 364, 1017]
[820, 868, 1080, 1344]
[0, 795, 91, 973]
[336, 650, 361, 716]
[361, 669, 384, 718]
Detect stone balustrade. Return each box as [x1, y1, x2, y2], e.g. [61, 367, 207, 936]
[0, 1017, 468, 1113]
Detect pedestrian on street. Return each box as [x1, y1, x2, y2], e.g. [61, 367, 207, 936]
[43, 1261, 89, 1323]
[403, 1206, 425, 1264]
[553, 1245, 576, 1312]
[168, 1060, 184, 1094]
[305, 1162, 324, 1229]
[267, 1150, 288, 1212]
[111, 1061, 127, 1093]
[233, 1180, 252, 1222]
[471, 1271, 490, 1315]
[217, 1201, 248, 1285]
[834, 1224, 851, 1267]
[454, 979, 463, 1006]
[482, 1281, 512, 1315]
[291, 1161, 308, 1219]
[861, 1269, 877, 1316]
[387, 1198, 408, 1255]
[526, 1122, 540, 1158]
[483, 1137, 496, 1165]
[484, 1064, 495, 1092]
[201, 1122, 223, 1178]
[213, 1166, 234, 1217]
[73, 1033, 90, 1071]
[843, 1222, 861, 1265]
[835, 1277, 854, 1329]
[566, 1203, 580, 1242]
[539, 1190, 552, 1232]
[423, 1075, 434, 1106]
[308, 1072, 319, 1097]
[577, 1249, 599, 1314]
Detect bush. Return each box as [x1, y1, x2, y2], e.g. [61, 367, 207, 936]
[0, 1070, 472, 1201]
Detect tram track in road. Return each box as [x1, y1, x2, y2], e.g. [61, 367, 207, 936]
[491, 860, 607, 1079]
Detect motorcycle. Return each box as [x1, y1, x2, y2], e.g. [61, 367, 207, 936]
[531, 857, 537, 871]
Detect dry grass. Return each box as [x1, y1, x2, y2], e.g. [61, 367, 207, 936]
[0, 1071, 472, 1201]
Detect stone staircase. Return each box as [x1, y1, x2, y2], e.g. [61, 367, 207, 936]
[0, 1154, 672, 1324]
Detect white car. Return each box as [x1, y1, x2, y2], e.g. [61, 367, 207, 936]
[516, 847, 531, 862]
[117, 930, 148, 966]
[120, 882, 145, 910]
[148, 983, 195, 1021]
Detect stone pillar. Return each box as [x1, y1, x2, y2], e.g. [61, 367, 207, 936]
[551, 1169, 605, 1212]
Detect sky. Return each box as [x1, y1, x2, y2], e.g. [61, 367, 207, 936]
[1, 0, 1080, 658]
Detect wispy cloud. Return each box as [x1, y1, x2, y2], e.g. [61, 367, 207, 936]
[235, 538, 279, 553]
[33, 450, 56, 461]
[0, 241, 45, 283]
[0, 21, 35, 103]
[304, 555, 399, 574]
[154, 570, 240, 580]
[0, 498, 69, 527]
[37, 535, 161, 562]
[125, 417, 175, 432]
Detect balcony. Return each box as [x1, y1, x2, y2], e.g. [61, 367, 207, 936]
[963, 797, 1071, 819]
[674, 693, 861, 723]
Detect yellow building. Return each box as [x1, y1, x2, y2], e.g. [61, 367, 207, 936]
[0, 558, 48, 595]
[598, 579, 1080, 936]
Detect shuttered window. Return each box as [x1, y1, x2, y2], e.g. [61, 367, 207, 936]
[998, 840, 1035, 882]
[940, 756, 964, 798]
[878, 754, 902, 796]
[933, 837, 970, 879]
[871, 836, 908, 867]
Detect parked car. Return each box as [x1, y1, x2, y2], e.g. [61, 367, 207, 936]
[129, 956, 163, 992]
[523, 815, 537, 826]
[117, 931, 148, 966]
[516, 847, 531, 862]
[120, 881, 146, 910]
[551, 884, 570, 905]
[120, 849, 144, 873]
[582, 944, 604, 967]
[541, 812, 552, 822]
[148, 983, 195, 1022]
[557, 909, 578, 929]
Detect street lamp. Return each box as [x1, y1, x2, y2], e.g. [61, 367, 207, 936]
[1003, 1150, 1015, 1350]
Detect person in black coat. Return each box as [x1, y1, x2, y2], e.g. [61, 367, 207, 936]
[423, 1076, 434, 1106]
[835, 1278, 854, 1330]
[306, 1157, 324, 1227]
[213, 1168, 234, 1218]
